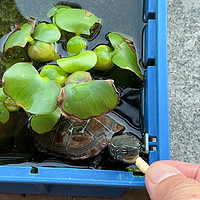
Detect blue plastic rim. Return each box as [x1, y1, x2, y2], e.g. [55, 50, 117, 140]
[0, 0, 170, 197]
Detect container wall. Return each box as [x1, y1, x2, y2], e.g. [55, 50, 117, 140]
[0, 0, 169, 198]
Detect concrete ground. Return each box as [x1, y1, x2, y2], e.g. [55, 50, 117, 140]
[0, 0, 199, 199]
[168, 0, 200, 164]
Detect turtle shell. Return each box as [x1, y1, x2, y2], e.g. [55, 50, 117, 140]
[34, 115, 124, 160]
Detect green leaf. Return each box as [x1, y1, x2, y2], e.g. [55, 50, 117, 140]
[40, 65, 68, 86]
[111, 32, 134, 42]
[4, 23, 34, 52]
[33, 23, 61, 43]
[0, 88, 10, 124]
[108, 33, 124, 49]
[47, 5, 71, 18]
[108, 33, 143, 80]
[57, 50, 97, 73]
[31, 109, 61, 134]
[54, 8, 99, 35]
[112, 42, 143, 79]
[3, 62, 60, 115]
[57, 71, 119, 121]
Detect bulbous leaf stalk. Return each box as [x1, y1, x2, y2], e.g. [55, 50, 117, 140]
[57, 50, 97, 73]
[28, 41, 59, 62]
[67, 36, 87, 55]
[40, 65, 68, 87]
[93, 45, 114, 71]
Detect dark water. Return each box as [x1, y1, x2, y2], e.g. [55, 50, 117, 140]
[0, 0, 147, 170]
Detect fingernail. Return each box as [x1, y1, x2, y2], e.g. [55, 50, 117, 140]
[146, 163, 183, 184]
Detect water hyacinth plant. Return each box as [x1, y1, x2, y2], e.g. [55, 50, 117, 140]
[57, 71, 119, 121]
[3, 19, 60, 63]
[49, 6, 100, 36]
[0, 3, 143, 135]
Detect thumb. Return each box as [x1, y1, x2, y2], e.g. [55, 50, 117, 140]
[145, 162, 200, 200]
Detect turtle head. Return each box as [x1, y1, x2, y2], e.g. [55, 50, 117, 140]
[108, 133, 141, 163]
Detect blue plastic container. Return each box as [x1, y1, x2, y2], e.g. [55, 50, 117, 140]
[0, 0, 169, 198]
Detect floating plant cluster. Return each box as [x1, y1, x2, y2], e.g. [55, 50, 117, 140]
[0, 3, 144, 164]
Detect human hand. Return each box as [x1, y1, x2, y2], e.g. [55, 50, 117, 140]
[145, 160, 200, 200]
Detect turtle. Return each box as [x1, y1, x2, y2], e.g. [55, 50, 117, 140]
[34, 114, 124, 160]
[108, 132, 143, 163]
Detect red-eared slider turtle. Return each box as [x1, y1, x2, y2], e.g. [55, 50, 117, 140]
[34, 115, 124, 160]
[108, 132, 143, 163]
